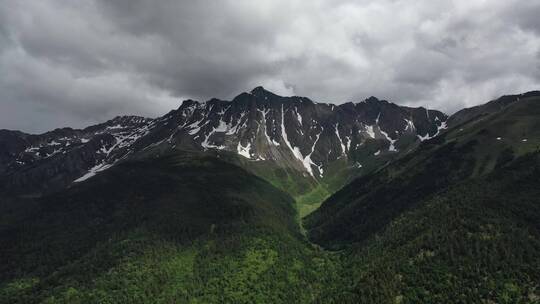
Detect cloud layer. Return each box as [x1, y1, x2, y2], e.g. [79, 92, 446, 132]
[1, 0, 539, 133]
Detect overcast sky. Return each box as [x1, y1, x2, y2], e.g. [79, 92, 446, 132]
[1, 0, 539, 133]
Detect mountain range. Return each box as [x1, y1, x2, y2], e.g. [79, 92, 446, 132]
[0, 86, 446, 200]
[1, 88, 539, 303]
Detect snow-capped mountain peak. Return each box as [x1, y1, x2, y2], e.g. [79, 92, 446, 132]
[0, 87, 447, 195]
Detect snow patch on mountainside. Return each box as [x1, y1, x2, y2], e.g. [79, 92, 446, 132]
[417, 121, 448, 141]
[365, 125, 375, 139]
[74, 162, 113, 183]
[404, 118, 416, 131]
[187, 119, 205, 135]
[281, 105, 299, 159]
[335, 123, 346, 155]
[237, 142, 252, 159]
[214, 118, 228, 132]
[201, 119, 228, 150]
[303, 130, 323, 177]
[281, 105, 320, 176]
[380, 129, 397, 152]
[226, 112, 246, 135]
[295, 107, 303, 126]
[259, 108, 280, 146]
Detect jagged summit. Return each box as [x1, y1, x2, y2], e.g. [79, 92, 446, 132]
[363, 96, 381, 103]
[249, 85, 291, 98]
[250, 85, 268, 94]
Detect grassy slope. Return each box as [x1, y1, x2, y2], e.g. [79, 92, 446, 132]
[0, 152, 335, 304]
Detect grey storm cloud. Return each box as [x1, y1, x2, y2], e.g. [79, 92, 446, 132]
[0, 0, 539, 133]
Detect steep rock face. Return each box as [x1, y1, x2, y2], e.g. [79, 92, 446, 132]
[0, 87, 446, 195]
[0, 116, 153, 195]
[162, 87, 447, 176]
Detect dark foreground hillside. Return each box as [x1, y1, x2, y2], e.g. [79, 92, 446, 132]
[3, 153, 538, 303]
[316, 152, 540, 303]
[0, 152, 332, 303]
[305, 94, 540, 303]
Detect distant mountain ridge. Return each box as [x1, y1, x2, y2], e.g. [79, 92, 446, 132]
[1, 87, 447, 196]
[447, 91, 540, 127]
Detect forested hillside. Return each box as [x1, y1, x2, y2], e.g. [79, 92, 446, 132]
[303, 94, 540, 303]
[315, 152, 540, 303]
[0, 152, 329, 303]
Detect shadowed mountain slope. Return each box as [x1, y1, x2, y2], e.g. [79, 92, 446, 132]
[0, 151, 333, 303]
